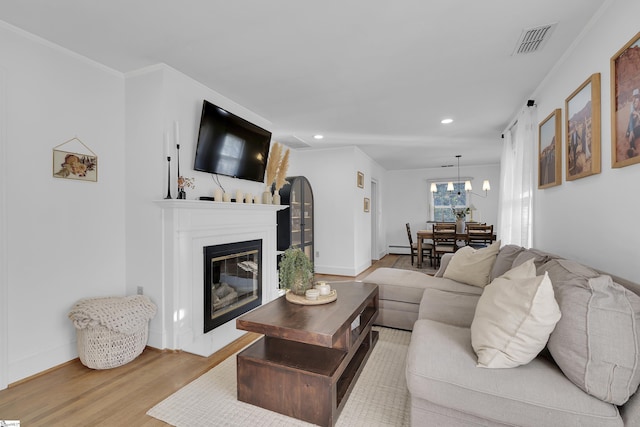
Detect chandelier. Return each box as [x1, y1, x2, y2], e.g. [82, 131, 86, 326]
[430, 155, 490, 198]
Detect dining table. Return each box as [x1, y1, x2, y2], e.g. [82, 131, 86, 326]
[416, 228, 496, 268]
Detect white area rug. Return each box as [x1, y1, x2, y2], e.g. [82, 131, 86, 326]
[147, 327, 411, 426]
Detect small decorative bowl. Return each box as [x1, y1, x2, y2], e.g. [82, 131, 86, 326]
[305, 289, 320, 300]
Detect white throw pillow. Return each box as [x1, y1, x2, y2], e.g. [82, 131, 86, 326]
[443, 240, 500, 288]
[471, 259, 561, 369]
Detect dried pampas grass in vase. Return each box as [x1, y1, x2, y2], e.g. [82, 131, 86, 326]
[273, 148, 290, 205]
[263, 142, 282, 204]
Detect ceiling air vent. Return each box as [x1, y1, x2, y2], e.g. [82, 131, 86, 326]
[274, 134, 311, 149]
[512, 23, 557, 55]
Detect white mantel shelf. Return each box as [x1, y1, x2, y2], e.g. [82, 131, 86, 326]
[154, 199, 288, 212]
[154, 198, 285, 357]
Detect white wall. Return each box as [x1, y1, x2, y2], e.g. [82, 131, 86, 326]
[1, 57, 9, 389]
[384, 163, 501, 253]
[531, 0, 639, 283]
[1, 22, 125, 383]
[288, 147, 355, 276]
[124, 65, 273, 349]
[288, 146, 386, 276]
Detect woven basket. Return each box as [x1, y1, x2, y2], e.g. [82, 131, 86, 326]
[76, 323, 149, 369]
[69, 295, 156, 369]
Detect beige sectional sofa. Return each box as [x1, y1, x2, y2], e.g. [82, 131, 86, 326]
[363, 244, 640, 426]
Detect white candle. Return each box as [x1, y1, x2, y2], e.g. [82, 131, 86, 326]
[253, 195, 261, 204]
[318, 284, 330, 296]
[235, 190, 243, 203]
[164, 131, 171, 157]
[223, 193, 231, 202]
[245, 193, 253, 203]
[174, 121, 180, 147]
[214, 188, 223, 201]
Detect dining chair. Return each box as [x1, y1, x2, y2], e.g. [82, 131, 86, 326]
[406, 223, 433, 266]
[466, 222, 487, 234]
[466, 221, 486, 228]
[466, 224, 494, 249]
[434, 222, 456, 230]
[432, 223, 457, 266]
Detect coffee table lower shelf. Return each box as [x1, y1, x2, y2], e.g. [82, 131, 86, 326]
[237, 329, 379, 426]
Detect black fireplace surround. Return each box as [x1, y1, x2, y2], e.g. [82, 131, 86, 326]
[203, 239, 262, 333]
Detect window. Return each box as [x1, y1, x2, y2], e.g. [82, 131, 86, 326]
[430, 182, 467, 222]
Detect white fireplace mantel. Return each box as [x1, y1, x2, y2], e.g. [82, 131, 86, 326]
[155, 199, 286, 356]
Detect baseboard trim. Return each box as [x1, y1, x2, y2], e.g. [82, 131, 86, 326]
[8, 357, 80, 388]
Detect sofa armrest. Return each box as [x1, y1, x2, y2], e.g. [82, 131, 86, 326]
[434, 254, 454, 277]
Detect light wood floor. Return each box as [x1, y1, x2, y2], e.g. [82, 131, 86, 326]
[0, 254, 401, 426]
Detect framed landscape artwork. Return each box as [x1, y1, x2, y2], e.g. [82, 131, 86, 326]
[538, 109, 562, 189]
[565, 73, 601, 181]
[610, 31, 640, 168]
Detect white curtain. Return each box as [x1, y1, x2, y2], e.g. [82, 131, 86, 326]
[497, 107, 535, 248]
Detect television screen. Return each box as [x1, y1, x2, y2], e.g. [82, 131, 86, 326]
[194, 100, 272, 183]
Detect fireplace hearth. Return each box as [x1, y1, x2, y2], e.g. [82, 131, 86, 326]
[203, 239, 262, 333]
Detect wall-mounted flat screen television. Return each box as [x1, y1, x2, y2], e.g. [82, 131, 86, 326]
[194, 100, 272, 183]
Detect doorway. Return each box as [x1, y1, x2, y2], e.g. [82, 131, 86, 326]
[370, 179, 379, 261]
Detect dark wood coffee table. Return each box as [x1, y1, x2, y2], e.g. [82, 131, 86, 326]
[236, 281, 379, 426]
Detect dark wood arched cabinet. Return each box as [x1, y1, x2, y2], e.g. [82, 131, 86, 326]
[275, 176, 314, 267]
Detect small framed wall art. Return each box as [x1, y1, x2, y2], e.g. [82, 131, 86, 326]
[538, 109, 562, 189]
[357, 171, 364, 188]
[52, 137, 98, 182]
[565, 73, 601, 181]
[610, 31, 640, 168]
[364, 197, 370, 212]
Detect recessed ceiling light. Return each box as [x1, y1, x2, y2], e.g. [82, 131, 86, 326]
[313, 134, 324, 139]
[441, 118, 453, 124]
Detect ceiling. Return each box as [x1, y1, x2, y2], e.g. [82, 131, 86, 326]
[0, 1, 608, 170]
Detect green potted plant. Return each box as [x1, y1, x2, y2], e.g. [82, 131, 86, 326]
[279, 247, 314, 295]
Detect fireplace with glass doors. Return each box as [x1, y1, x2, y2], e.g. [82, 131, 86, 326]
[203, 239, 262, 333]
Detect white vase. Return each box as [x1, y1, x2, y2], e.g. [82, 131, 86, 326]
[272, 191, 281, 205]
[456, 218, 466, 234]
[262, 187, 272, 204]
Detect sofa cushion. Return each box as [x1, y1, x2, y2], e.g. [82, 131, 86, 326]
[471, 259, 561, 368]
[539, 259, 640, 405]
[406, 319, 622, 427]
[376, 299, 420, 331]
[443, 240, 500, 288]
[490, 244, 524, 280]
[512, 248, 556, 270]
[361, 267, 431, 305]
[418, 285, 482, 328]
[433, 253, 453, 277]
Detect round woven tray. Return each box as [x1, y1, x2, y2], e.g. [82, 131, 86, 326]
[285, 289, 337, 305]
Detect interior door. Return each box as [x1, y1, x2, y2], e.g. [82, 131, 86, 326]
[371, 179, 379, 261]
